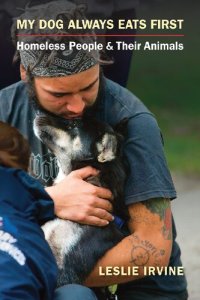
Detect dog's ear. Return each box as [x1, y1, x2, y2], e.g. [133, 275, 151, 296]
[96, 133, 118, 163]
[33, 116, 70, 152]
[34, 116, 55, 141]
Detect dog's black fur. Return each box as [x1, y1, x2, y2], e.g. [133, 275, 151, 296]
[34, 113, 128, 286]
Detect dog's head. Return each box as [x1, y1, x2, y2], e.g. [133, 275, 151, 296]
[33, 114, 121, 175]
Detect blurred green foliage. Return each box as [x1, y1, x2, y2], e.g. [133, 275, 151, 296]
[127, 0, 200, 175]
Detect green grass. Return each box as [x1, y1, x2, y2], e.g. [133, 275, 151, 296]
[127, 0, 200, 175]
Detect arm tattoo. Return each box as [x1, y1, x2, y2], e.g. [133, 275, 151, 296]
[130, 246, 150, 266]
[162, 205, 172, 240]
[142, 198, 169, 219]
[142, 198, 172, 240]
[129, 234, 166, 267]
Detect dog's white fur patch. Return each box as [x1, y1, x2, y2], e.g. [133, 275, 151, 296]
[33, 119, 41, 140]
[72, 136, 82, 153]
[56, 130, 71, 149]
[42, 219, 83, 269]
[54, 168, 66, 183]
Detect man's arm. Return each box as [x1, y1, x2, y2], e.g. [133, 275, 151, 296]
[84, 197, 172, 287]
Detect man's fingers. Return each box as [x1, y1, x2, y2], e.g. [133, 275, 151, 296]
[71, 166, 99, 179]
[91, 198, 113, 212]
[89, 207, 114, 222]
[81, 216, 110, 227]
[70, 167, 113, 200]
[92, 186, 113, 200]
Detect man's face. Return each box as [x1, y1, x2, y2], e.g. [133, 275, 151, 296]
[32, 64, 100, 119]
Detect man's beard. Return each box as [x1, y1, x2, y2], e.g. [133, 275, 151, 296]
[27, 72, 105, 119]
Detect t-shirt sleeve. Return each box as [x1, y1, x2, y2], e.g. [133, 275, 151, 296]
[123, 113, 176, 205]
[0, 86, 20, 123]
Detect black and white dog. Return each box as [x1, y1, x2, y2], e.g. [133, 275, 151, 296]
[34, 114, 128, 287]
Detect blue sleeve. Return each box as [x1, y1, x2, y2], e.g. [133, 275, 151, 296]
[15, 169, 55, 225]
[123, 113, 176, 204]
[0, 167, 55, 225]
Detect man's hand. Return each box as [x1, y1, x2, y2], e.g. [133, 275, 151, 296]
[45, 166, 113, 226]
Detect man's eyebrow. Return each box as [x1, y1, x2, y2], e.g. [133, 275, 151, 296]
[43, 77, 99, 96]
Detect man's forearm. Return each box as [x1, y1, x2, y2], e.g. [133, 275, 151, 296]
[85, 198, 173, 287]
[85, 230, 171, 287]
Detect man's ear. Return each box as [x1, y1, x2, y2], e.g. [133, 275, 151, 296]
[20, 64, 27, 81]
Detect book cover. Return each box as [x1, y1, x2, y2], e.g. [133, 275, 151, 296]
[0, 0, 199, 299]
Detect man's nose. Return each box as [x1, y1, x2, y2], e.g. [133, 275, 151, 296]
[66, 94, 85, 114]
